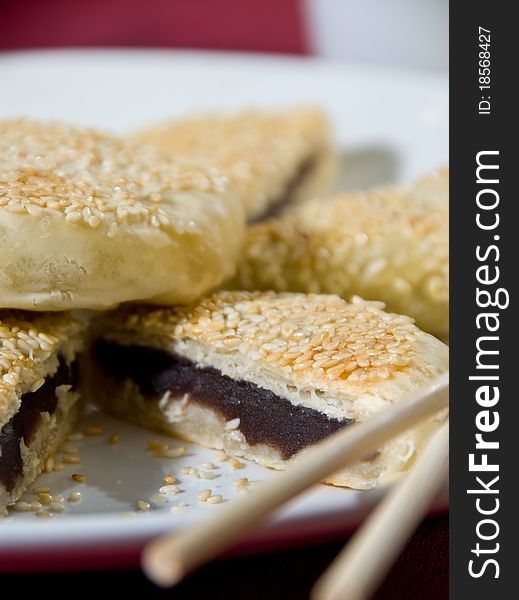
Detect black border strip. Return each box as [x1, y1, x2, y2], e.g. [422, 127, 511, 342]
[450, 3, 514, 596]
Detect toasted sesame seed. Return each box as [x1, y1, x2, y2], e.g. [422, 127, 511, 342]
[206, 495, 223, 504]
[62, 455, 81, 464]
[200, 470, 216, 480]
[37, 492, 53, 505]
[197, 490, 212, 502]
[229, 458, 244, 470]
[53, 462, 64, 472]
[49, 502, 64, 513]
[180, 466, 192, 475]
[62, 445, 79, 454]
[159, 485, 180, 496]
[137, 500, 151, 511]
[149, 494, 166, 507]
[215, 451, 228, 462]
[44, 457, 55, 473]
[33, 486, 50, 494]
[53, 494, 64, 504]
[163, 474, 176, 485]
[108, 433, 120, 445]
[148, 441, 169, 453]
[68, 491, 82, 503]
[35, 511, 53, 518]
[85, 426, 103, 436]
[13, 501, 32, 512]
[164, 447, 187, 458]
[30, 500, 42, 511]
[72, 473, 86, 483]
[234, 477, 249, 487]
[201, 462, 215, 470]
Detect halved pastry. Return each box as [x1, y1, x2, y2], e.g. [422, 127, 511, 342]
[0, 311, 86, 510]
[229, 169, 449, 338]
[131, 107, 336, 222]
[86, 291, 448, 489]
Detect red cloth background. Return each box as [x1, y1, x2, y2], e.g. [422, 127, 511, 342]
[0, 0, 308, 53]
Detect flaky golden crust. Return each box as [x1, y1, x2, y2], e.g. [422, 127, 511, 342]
[131, 107, 335, 221]
[90, 291, 448, 488]
[0, 386, 80, 510]
[0, 118, 244, 310]
[0, 310, 86, 429]
[229, 169, 449, 338]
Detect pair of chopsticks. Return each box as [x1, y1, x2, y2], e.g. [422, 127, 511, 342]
[142, 373, 449, 598]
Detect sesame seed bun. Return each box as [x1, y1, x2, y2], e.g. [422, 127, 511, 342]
[0, 118, 245, 311]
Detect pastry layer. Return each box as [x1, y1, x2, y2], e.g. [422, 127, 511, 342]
[0, 310, 86, 509]
[87, 291, 449, 489]
[0, 118, 244, 310]
[131, 107, 336, 222]
[228, 169, 449, 338]
[0, 356, 78, 496]
[93, 340, 352, 459]
[250, 156, 316, 223]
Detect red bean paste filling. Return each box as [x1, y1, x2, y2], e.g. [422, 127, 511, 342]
[93, 340, 353, 460]
[249, 156, 316, 223]
[0, 358, 78, 492]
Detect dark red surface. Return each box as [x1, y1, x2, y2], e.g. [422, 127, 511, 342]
[2, 515, 448, 599]
[0, 0, 308, 54]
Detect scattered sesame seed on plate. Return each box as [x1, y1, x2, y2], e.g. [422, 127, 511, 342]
[62, 454, 81, 464]
[206, 495, 223, 505]
[84, 426, 104, 436]
[68, 491, 82, 503]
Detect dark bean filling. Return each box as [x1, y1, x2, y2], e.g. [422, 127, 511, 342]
[249, 156, 316, 223]
[93, 340, 353, 459]
[0, 358, 78, 492]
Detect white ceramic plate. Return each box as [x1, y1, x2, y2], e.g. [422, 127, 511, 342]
[0, 50, 448, 571]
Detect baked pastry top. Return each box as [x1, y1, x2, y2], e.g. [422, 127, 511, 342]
[0, 118, 244, 311]
[229, 169, 449, 338]
[98, 291, 448, 419]
[131, 107, 335, 221]
[88, 291, 448, 488]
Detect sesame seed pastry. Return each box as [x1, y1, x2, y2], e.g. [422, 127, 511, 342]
[85, 291, 448, 490]
[0, 118, 245, 311]
[228, 169, 449, 339]
[131, 107, 336, 222]
[0, 311, 86, 510]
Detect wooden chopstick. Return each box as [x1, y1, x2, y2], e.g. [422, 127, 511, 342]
[141, 373, 448, 587]
[311, 421, 449, 600]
